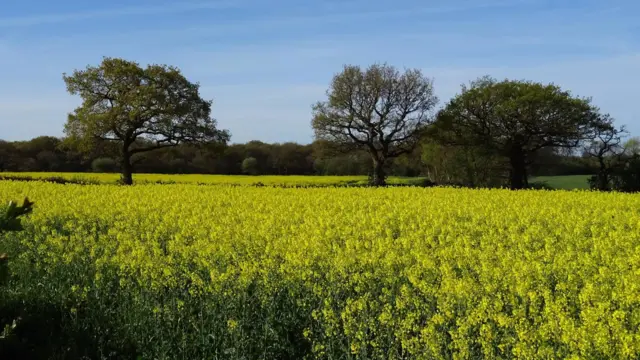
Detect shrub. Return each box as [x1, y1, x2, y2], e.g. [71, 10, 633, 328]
[241, 157, 259, 175]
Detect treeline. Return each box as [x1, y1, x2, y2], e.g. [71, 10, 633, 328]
[0, 135, 601, 180]
[0, 136, 409, 176]
[4, 58, 640, 191]
[0, 136, 361, 175]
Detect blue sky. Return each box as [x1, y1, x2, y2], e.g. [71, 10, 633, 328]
[0, 0, 638, 144]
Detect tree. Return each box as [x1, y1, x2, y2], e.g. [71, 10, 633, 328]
[311, 140, 370, 175]
[35, 150, 62, 172]
[584, 116, 627, 191]
[242, 157, 259, 175]
[312, 63, 438, 186]
[91, 157, 119, 173]
[63, 57, 230, 185]
[243, 141, 272, 174]
[434, 76, 602, 189]
[420, 139, 506, 187]
[622, 137, 640, 156]
[272, 142, 314, 175]
[603, 137, 640, 192]
[0, 141, 17, 172]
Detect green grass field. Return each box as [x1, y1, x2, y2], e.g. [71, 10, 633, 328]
[529, 175, 592, 190]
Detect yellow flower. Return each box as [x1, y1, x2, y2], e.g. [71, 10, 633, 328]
[1, 179, 639, 358]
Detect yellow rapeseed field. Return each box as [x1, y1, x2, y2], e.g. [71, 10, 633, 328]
[0, 172, 421, 186]
[1, 181, 639, 359]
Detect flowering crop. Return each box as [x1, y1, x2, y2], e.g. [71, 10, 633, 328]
[0, 172, 422, 186]
[0, 181, 639, 359]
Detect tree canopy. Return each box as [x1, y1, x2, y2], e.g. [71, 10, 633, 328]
[63, 57, 230, 184]
[432, 76, 603, 189]
[312, 63, 438, 185]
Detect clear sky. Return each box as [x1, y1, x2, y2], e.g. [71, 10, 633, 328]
[0, 0, 638, 144]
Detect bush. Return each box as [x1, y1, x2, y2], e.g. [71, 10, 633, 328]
[591, 154, 640, 193]
[241, 157, 259, 175]
[609, 156, 640, 192]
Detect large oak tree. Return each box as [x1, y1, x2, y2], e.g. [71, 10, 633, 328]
[312, 63, 438, 186]
[433, 76, 603, 189]
[63, 57, 230, 184]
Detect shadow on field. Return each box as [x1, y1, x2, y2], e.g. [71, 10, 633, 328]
[0, 175, 100, 185]
[0, 299, 139, 360]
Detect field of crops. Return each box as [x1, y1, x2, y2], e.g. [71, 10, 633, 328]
[1, 181, 639, 359]
[0, 172, 424, 186]
[529, 175, 592, 190]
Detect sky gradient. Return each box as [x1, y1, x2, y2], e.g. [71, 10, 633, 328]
[0, 0, 638, 143]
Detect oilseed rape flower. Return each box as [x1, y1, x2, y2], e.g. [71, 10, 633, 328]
[0, 181, 639, 359]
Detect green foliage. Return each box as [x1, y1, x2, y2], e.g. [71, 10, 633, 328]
[312, 63, 438, 185]
[0, 141, 18, 172]
[63, 57, 229, 151]
[433, 76, 602, 189]
[0, 198, 33, 345]
[606, 154, 640, 192]
[0, 198, 33, 233]
[5, 133, 596, 180]
[420, 138, 507, 187]
[586, 138, 640, 192]
[63, 57, 230, 184]
[0, 197, 34, 285]
[241, 157, 259, 175]
[91, 157, 118, 173]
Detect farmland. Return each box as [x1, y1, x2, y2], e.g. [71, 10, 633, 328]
[529, 175, 592, 190]
[0, 172, 425, 187]
[0, 172, 595, 190]
[1, 180, 639, 359]
[1, 0, 636, 357]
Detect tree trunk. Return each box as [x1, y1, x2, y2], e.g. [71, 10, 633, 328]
[371, 158, 386, 186]
[121, 146, 133, 185]
[598, 172, 609, 191]
[509, 147, 527, 190]
[0, 253, 8, 285]
[597, 157, 609, 191]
